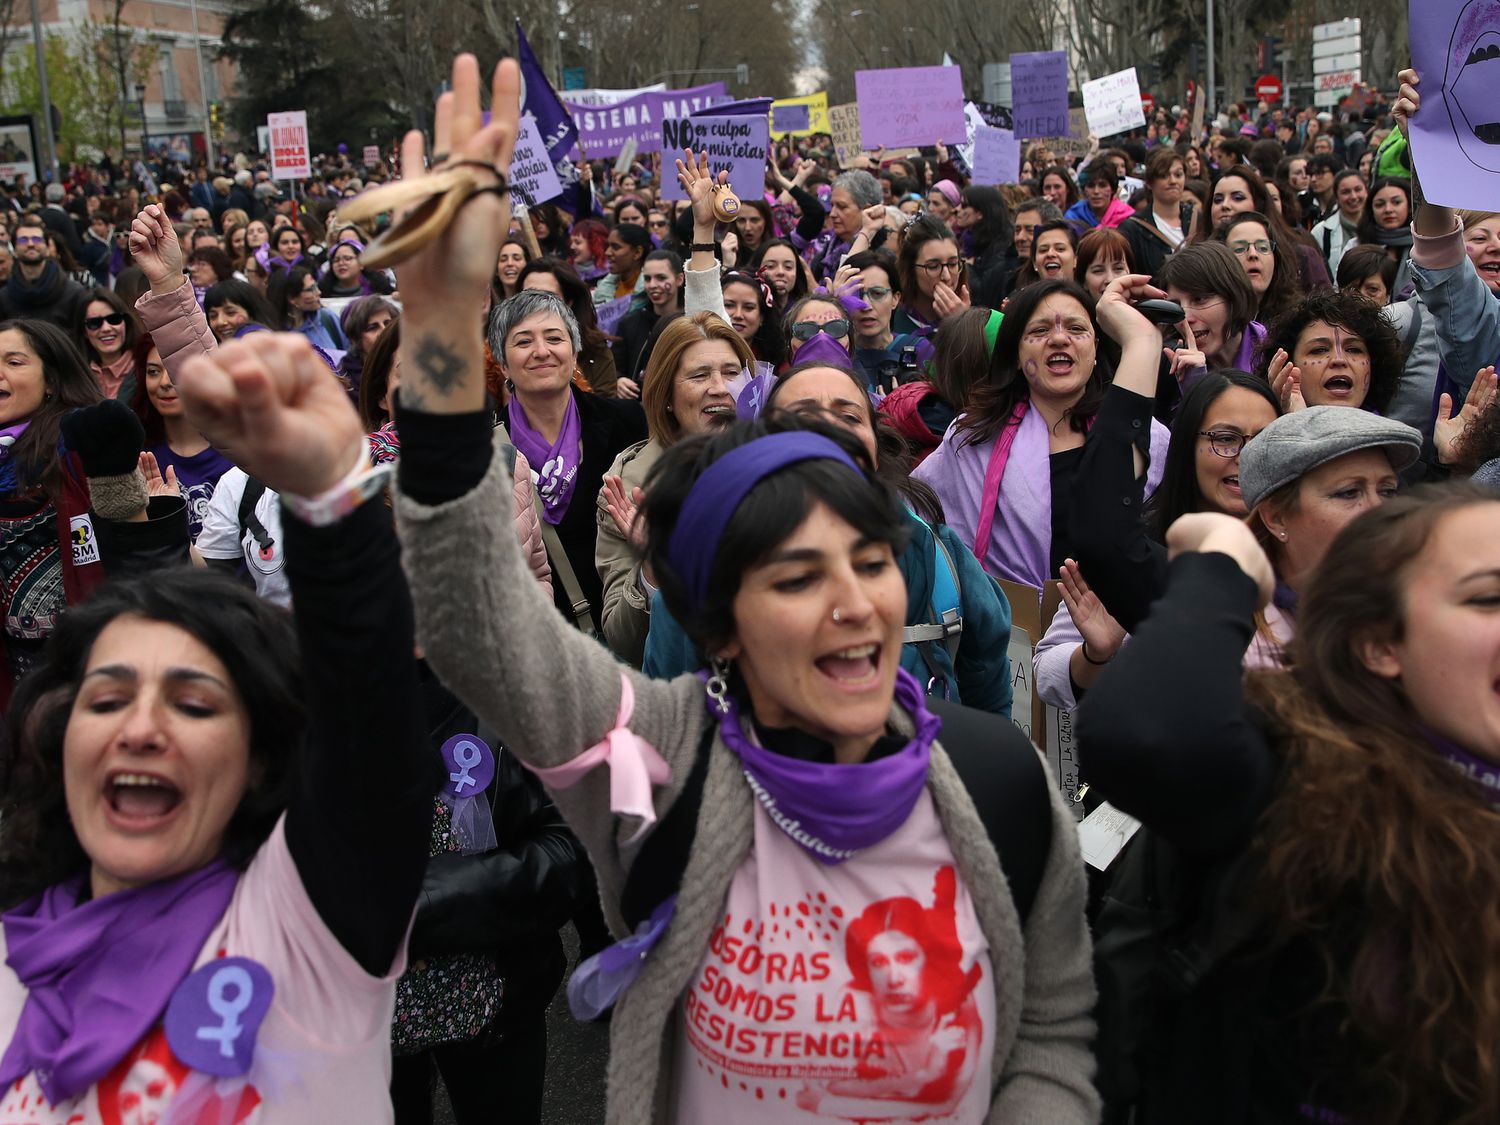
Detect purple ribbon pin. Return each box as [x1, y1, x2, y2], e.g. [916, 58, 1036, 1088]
[164, 957, 274, 1077]
[441, 734, 495, 798]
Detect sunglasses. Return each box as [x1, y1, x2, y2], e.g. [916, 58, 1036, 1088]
[792, 319, 850, 341]
[84, 313, 126, 330]
[14, 234, 44, 246]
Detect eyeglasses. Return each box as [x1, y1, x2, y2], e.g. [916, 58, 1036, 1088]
[1199, 430, 1251, 457]
[915, 258, 962, 276]
[648, 218, 668, 228]
[300, 284, 319, 296]
[791, 319, 850, 341]
[14, 234, 44, 246]
[1229, 239, 1275, 256]
[84, 313, 126, 330]
[331, 254, 359, 265]
[859, 286, 893, 301]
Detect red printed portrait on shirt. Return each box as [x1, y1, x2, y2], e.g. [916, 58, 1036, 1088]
[97, 1028, 261, 1125]
[794, 867, 983, 1118]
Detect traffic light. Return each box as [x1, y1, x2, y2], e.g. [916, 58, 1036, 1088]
[1259, 35, 1283, 71]
[208, 100, 223, 139]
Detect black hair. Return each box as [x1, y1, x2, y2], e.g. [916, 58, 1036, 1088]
[203, 278, 278, 330]
[1211, 210, 1302, 325]
[1355, 177, 1412, 247]
[0, 569, 305, 906]
[958, 185, 1013, 256]
[1336, 243, 1398, 300]
[958, 278, 1107, 448]
[748, 237, 811, 304]
[1146, 369, 1280, 540]
[268, 265, 320, 330]
[721, 270, 786, 367]
[73, 285, 141, 364]
[0, 319, 104, 495]
[843, 247, 900, 293]
[1256, 288, 1404, 414]
[639, 414, 907, 654]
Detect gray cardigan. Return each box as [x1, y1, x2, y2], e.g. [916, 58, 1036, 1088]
[396, 434, 1100, 1124]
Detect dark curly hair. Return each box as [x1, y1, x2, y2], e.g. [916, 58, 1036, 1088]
[639, 414, 907, 656]
[1255, 288, 1404, 414]
[0, 569, 305, 907]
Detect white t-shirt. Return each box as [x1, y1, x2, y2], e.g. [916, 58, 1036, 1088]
[1152, 210, 1186, 248]
[195, 468, 289, 608]
[0, 818, 404, 1125]
[672, 789, 995, 1123]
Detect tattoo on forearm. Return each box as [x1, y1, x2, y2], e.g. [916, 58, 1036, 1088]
[415, 337, 466, 394]
[1410, 170, 1425, 216]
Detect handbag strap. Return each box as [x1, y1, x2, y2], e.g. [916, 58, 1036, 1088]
[532, 493, 595, 634]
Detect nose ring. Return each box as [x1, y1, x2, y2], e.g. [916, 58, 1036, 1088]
[832, 608, 843, 623]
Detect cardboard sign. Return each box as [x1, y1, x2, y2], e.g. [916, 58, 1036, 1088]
[1408, 0, 1500, 206]
[267, 111, 311, 179]
[1082, 67, 1147, 138]
[854, 66, 967, 148]
[509, 113, 565, 205]
[1010, 51, 1070, 139]
[997, 578, 1061, 748]
[770, 92, 829, 138]
[658, 115, 770, 202]
[828, 101, 863, 166]
[970, 124, 1020, 184]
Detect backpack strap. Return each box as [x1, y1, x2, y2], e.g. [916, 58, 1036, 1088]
[900, 515, 963, 659]
[929, 697, 1052, 926]
[237, 477, 273, 560]
[532, 492, 595, 634]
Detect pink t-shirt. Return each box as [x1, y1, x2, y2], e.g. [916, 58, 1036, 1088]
[0, 817, 405, 1125]
[672, 788, 996, 1123]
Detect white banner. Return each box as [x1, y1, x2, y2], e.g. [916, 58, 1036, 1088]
[267, 111, 311, 180]
[1081, 67, 1147, 138]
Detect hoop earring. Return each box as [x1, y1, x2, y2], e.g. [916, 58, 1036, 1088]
[705, 656, 732, 715]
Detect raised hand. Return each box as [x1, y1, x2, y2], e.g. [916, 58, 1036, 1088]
[677, 148, 729, 234]
[1095, 273, 1166, 346]
[1057, 559, 1126, 663]
[602, 475, 647, 553]
[1266, 348, 1307, 412]
[138, 451, 181, 497]
[1436, 365, 1499, 466]
[1393, 68, 1421, 139]
[1166, 512, 1274, 609]
[177, 331, 366, 498]
[859, 203, 886, 241]
[932, 280, 970, 320]
[128, 204, 186, 295]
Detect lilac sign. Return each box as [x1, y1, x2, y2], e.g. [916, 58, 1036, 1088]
[970, 125, 1020, 185]
[565, 82, 727, 157]
[1408, 0, 1500, 207]
[596, 294, 634, 338]
[658, 115, 771, 202]
[1011, 51, 1071, 140]
[772, 103, 811, 133]
[441, 733, 496, 798]
[165, 958, 275, 1077]
[854, 66, 967, 148]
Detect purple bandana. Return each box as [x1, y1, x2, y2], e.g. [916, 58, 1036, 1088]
[0, 860, 238, 1104]
[508, 392, 583, 524]
[707, 667, 940, 864]
[667, 432, 861, 608]
[1427, 730, 1500, 808]
[793, 331, 856, 369]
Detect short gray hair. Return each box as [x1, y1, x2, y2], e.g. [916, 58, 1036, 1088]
[487, 289, 581, 359]
[832, 170, 882, 208]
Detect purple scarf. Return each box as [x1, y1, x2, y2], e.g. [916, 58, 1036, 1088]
[508, 393, 583, 525]
[0, 860, 238, 1104]
[1427, 731, 1500, 808]
[707, 667, 940, 864]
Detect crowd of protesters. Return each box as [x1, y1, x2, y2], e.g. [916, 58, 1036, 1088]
[0, 43, 1494, 1125]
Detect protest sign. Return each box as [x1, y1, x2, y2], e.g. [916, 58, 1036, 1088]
[361, 144, 380, 166]
[595, 293, 634, 338]
[770, 92, 829, 137]
[267, 111, 311, 179]
[509, 113, 564, 204]
[567, 83, 727, 156]
[1010, 51, 1070, 139]
[1082, 67, 1147, 137]
[828, 102, 863, 165]
[854, 66, 967, 148]
[658, 114, 771, 202]
[565, 83, 666, 108]
[653, 82, 729, 121]
[0, 117, 38, 185]
[970, 125, 1020, 184]
[1408, 0, 1500, 207]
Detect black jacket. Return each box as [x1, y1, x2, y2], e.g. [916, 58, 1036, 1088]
[1118, 203, 1194, 284]
[413, 668, 586, 1026]
[0, 261, 87, 328]
[502, 388, 647, 630]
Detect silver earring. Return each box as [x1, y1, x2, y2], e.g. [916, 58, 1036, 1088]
[1278, 531, 1288, 541]
[832, 608, 843, 623]
[705, 656, 731, 715]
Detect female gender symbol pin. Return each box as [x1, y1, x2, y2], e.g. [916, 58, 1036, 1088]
[441, 734, 495, 798]
[164, 957, 275, 1076]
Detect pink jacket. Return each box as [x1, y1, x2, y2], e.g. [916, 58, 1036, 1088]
[135, 282, 550, 591]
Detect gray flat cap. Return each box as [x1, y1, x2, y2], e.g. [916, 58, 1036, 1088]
[1239, 405, 1422, 510]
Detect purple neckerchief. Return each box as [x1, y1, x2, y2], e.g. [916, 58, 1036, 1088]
[794, 330, 855, 369]
[0, 860, 238, 1104]
[508, 392, 583, 525]
[0, 420, 30, 458]
[1272, 579, 1299, 617]
[566, 894, 677, 1020]
[1426, 730, 1500, 809]
[706, 667, 939, 865]
[1233, 320, 1268, 372]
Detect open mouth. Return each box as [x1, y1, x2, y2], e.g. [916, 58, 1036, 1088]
[1041, 259, 1063, 275]
[1044, 351, 1075, 374]
[703, 404, 734, 424]
[1223, 474, 1241, 496]
[814, 642, 881, 686]
[106, 770, 183, 824]
[1323, 374, 1355, 396]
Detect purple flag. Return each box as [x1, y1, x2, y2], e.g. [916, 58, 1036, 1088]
[516, 21, 577, 183]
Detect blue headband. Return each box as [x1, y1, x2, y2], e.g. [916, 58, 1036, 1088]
[667, 432, 863, 609]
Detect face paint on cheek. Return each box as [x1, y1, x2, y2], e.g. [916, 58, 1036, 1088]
[1446, 0, 1500, 170]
